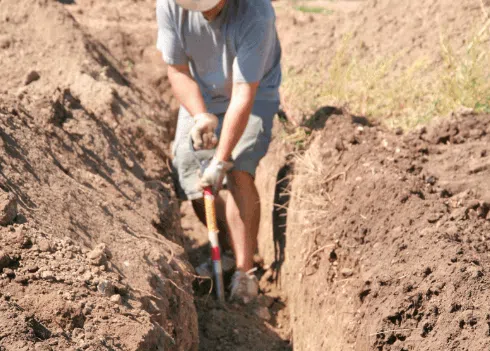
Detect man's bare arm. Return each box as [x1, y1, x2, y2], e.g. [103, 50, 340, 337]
[167, 64, 207, 116]
[215, 81, 259, 162]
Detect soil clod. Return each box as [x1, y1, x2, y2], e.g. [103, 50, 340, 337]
[24, 71, 40, 86]
[0, 192, 17, 226]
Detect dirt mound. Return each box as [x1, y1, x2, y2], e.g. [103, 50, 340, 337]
[0, 225, 164, 350]
[62, 0, 180, 128]
[0, 0, 197, 349]
[276, 111, 490, 350]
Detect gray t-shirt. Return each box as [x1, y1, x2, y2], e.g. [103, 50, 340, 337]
[156, 0, 282, 114]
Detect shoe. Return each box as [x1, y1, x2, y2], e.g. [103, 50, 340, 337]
[229, 268, 259, 304]
[195, 253, 235, 278]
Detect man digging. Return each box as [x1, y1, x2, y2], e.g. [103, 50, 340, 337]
[156, 0, 281, 303]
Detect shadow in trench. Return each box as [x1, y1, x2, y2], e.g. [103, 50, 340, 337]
[271, 155, 294, 284]
[304, 105, 343, 130]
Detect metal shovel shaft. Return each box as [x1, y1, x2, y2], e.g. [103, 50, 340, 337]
[203, 186, 225, 301]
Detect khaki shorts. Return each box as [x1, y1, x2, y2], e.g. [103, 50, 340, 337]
[171, 101, 279, 200]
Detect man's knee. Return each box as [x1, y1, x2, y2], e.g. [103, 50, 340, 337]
[227, 171, 257, 198]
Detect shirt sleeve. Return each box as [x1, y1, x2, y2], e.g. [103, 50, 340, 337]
[233, 19, 276, 84]
[156, 0, 188, 66]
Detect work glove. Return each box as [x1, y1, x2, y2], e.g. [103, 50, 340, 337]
[190, 113, 219, 150]
[200, 157, 233, 192]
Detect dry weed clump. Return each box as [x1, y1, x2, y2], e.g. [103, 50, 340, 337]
[282, 10, 490, 130]
[286, 142, 336, 262]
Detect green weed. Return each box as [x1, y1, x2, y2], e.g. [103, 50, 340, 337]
[294, 5, 333, 15]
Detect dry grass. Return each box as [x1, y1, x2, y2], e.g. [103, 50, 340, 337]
[282, 11, 490, 130]
[286, 143, 337, 258]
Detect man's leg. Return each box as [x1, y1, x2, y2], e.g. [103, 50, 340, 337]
[225, 170, 260, 272]
[219, 103, 277, 273]
[190, 171, 260, 271]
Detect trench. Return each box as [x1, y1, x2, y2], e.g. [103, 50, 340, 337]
[178, 151, 294, 350]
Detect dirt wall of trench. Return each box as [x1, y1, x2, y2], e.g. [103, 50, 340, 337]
[257, 111, 490, 351]
[0, 1, 198, 350]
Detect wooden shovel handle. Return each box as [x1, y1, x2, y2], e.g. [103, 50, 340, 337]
[204, 187, 218, 233]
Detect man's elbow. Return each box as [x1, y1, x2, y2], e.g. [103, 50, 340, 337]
[232, 81, 259, 104]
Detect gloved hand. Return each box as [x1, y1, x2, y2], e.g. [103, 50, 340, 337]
[200, 157, 233, 192]
[190, 113, 219, 150]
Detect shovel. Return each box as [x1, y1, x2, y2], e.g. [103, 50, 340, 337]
[203, 185, 225, 302]
[192, 142, 226, 302]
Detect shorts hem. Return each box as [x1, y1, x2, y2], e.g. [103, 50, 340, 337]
[231, 164, 257, 178]
[185, 192, 204, 201]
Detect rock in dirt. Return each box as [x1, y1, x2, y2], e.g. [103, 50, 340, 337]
[26, 265, 39, 273]
[3, 268, 14, 278]
[425, 175, 437, 185]
[257, 295, 275, 308]
[466, 199, 480, 211]
[400, 192, 410, 203]
[440, 188, 452, 198]
[110, 294, 122, 305]
[97, 279, 115, 296]
[18, 234, 32, 249]
[87, 243, 109, 266]
[334, 138, 345, 151]
[0, 36, 11, 49]
[450, 207, 467, 221]
[254, 305, 272, 321]
[24, 70, 40, 85]
[0, 192, 17, 226]
[0, 251, 12, 270]
[476, 202, 489, 219]
[14, 275, 28, 284]
[341, 268, 354, 277]
[428, 213, 443, 223]
[40, 270, 55, 280]
[82, 271, 92, 282]
[37, 239, 52, 252]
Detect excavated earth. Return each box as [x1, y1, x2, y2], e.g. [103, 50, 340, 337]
[274, 111, 490, 351]
[0, 0, 197, 350]
[1, 0, 489, 350]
